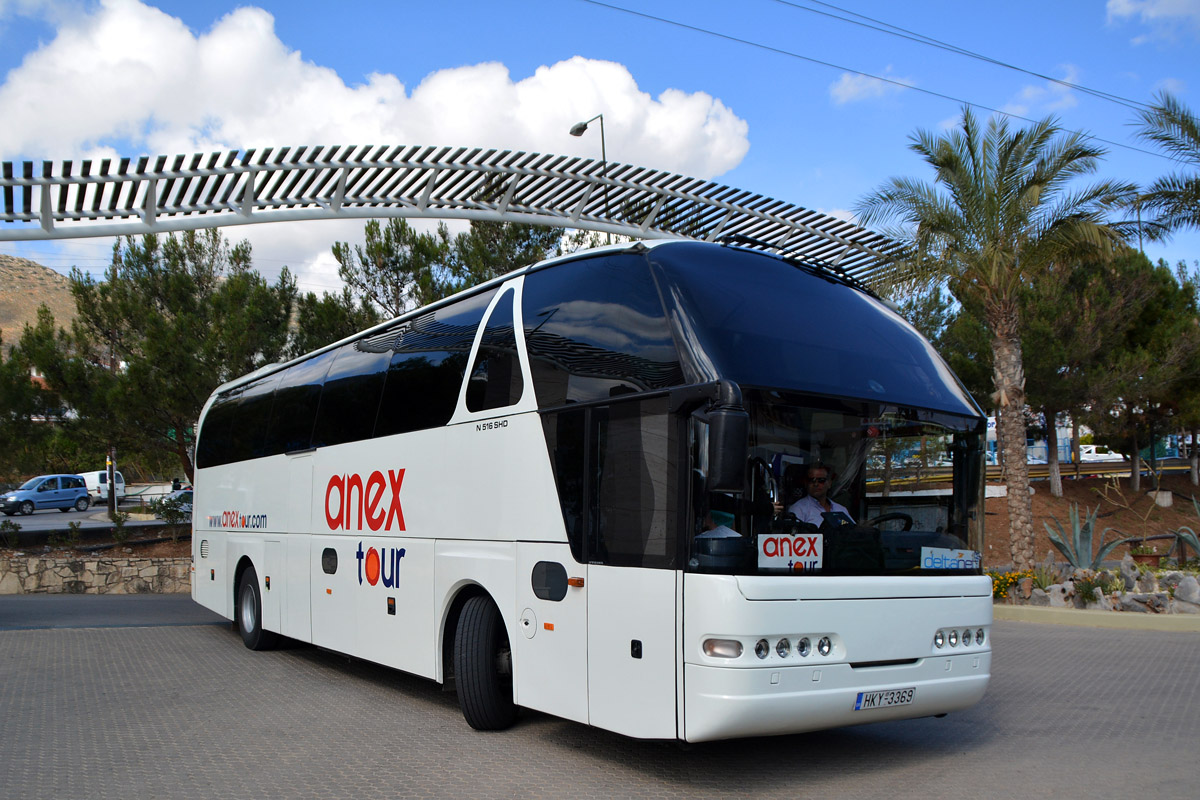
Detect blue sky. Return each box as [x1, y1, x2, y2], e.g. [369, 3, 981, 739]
[0, 0, 1196, 296]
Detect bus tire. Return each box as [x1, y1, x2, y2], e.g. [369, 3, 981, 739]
[453, 595, 516, 731]
[236, 566, 279, 651]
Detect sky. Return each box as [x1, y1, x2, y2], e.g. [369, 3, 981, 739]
[0, 0, 1197, 298]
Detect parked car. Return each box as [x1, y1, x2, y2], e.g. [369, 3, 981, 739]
[1080, 444, 1124, 462]
[1, 474, 90, 516]
[79, 470, 126, 506]
[155, 489, 192, 521]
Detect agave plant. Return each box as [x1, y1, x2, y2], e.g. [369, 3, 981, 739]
[1043, 504, 1134, 571]
[1171, 497, 1200, 563]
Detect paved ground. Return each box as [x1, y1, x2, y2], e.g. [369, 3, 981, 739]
[1, 595, 1197, 799]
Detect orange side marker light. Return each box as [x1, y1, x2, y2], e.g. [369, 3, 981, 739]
[544, 622, 555, 631]
[567, 577, 584, 588]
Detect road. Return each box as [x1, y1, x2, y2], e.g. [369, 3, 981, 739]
[0, 502, 175, 537]
[1, 594, 1197, 799]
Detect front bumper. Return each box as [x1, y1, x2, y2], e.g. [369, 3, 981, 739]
[684, 650, 991, 742]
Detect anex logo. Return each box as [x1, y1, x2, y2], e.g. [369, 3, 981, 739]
[325, 469, 406, 532]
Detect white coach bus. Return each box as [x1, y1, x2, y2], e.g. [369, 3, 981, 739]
[191, 240, 991, 742]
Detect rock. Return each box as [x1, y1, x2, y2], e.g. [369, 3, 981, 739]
[1169, 598, 1200, 614]
[1175, 576, 1200, 605]
[1030, 588, 1050, 606]
[1119, 555, 1139, 591]
[1135, 570, 1159, 593]
[1159, 571, 1184, 591]
[1047, 583, 1072, 608]
[1084, 588, 1112, 611]
[1117, 592, 1170, 613]
[1018, 577, 1033, 600]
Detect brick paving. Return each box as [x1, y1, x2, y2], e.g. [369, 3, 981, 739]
[1, 598, 1197, 799]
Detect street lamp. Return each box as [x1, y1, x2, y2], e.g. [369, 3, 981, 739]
[569, 113, 610, 243]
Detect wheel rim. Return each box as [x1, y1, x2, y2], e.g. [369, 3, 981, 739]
[20, 502, 32, 515]
[239, 583, 257, 632]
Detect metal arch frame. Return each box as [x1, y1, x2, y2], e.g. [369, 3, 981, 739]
[1, 144, 900, 282]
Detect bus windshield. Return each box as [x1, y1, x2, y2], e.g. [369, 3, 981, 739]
[690, 389, 984, 577]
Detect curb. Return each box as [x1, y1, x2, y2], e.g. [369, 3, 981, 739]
[993, 603, 1200, 632]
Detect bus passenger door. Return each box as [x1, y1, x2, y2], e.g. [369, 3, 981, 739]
[262, 539, 283, 633]
[587, 567, 677, 739]
[284, 453, 313, 641]
[514, 542, 588, 724]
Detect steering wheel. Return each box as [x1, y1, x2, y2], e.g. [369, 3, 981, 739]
[866, 512, 914, 531]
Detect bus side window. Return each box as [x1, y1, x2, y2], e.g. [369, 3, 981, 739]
[227, 375, 280, 462]
[522, 254, 684, 409]
[196, 392, 240, 468]
[373, 290, 495, 438]
[467, 289, 523, 413]
[541, 396, 679, 569]
[311, 344, 390, 448]
[264, 350, 338, 454]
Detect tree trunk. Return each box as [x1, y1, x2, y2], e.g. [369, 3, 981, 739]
[1130, 428, 1141, 493]
[1072, 418, 1081, 481]
[989, 323, 1035, 572]
[1046, 408, 1062, 498]
[1191, 426, 1198, 487]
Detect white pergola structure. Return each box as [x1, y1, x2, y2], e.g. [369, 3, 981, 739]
[1, 145, 898, 284]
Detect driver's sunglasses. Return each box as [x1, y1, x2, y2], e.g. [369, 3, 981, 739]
[808, 476, 829, 485]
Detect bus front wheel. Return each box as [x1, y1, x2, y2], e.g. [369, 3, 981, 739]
[453, 595, 516, 731]
[236, 566, 279, 651]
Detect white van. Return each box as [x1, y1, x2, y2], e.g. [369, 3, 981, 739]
[80, 470, 126, 505]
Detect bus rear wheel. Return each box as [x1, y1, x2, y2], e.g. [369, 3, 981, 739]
[236, 566, 279, 651]
[453, 595, 516, 731]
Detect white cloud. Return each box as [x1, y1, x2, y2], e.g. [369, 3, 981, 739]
[1001, 65, 1081, 118]
[1155, 76, 1188, 94]
[1106, 0, 1200, 42]
[0, 0, 751, 289]
[828, 67, 915, 105]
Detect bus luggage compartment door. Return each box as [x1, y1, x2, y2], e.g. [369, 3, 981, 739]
[587, 565, 677, 739]
[514, 542, 588, 724]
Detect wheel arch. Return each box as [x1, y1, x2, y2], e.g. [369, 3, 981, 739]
[232, 554, 256, 629]
[439, 582, 495, 687]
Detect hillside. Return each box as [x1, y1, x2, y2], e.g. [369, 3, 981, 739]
[0, 253, 78, 348]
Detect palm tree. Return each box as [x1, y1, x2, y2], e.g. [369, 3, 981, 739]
[1133, 91, 1200, 233]
[856, 108, 1135, 571]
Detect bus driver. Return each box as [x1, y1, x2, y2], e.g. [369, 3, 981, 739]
[788, 462, 854, 528]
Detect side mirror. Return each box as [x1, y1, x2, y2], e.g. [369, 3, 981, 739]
[707, 406, 749, 493]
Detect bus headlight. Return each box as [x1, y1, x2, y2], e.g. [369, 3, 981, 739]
[702, 638, 744, 658]
[948, 629, 959, 647]
[776, 638, 790, 658]
[976, 628, 986, 645]
[934, 630, 945, 648]
[817, 636, 832, 656]
[754, 639, 770, 659]
[797, 637, 811, 657]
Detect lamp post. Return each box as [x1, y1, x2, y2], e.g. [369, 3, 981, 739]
[569, 113, 610, 243]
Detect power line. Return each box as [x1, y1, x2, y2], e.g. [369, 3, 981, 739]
[773, 0, 1151, 112]
[578, 0, 1170, 161]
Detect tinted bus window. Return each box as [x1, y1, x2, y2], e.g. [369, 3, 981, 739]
[374, 289, 496, 437]
[265, 349, 338, 454]
[227, 374, 281, 462]
[652, 243, 978, 417]
[522, 254, 683, 408]
[311, 344, 390, 448]
[197, 392, 239, 468]
[542, 395, 679, 569]
[467, 289, 523, 413]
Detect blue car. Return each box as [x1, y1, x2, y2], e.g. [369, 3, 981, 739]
[1, 474, 91, 516]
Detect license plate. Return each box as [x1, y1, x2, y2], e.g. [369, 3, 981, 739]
[854, 687, 915, 710]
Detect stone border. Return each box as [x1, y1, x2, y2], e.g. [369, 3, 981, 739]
[994, 604, 1200, 632]
[0, 554, 190, 594]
